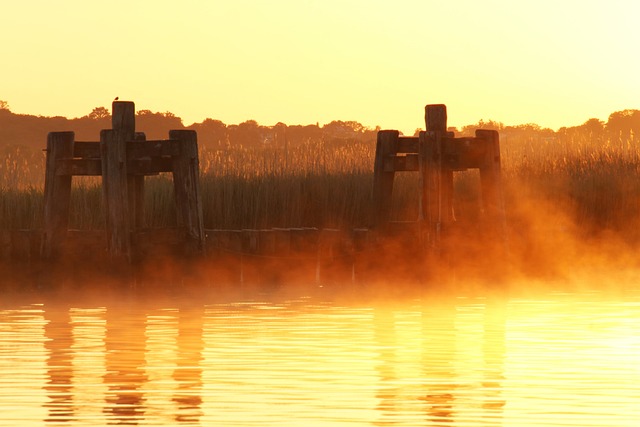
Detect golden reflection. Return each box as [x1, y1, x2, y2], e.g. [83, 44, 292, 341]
[1, 290, 639, 426]
[373, 306, 399, 425]
[172, 305, 205, 424]
[103, 304, 148, 424]
[43, 303, 74, 423]
[420, 300, 457, 424]
[481, 297, 507, 420]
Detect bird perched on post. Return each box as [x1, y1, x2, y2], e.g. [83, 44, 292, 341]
[114, 97, 119, 101]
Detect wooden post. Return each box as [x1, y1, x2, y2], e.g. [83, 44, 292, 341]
[112, 101, 135, 137]
[101, 128, 131, 260]
[111, 101, 145, 232]
[170, 130, 205, 255]
[372, 130, 399, 229]
[425, 104, 447, 133]
[477, 129, 507, 242]
[42, 131, 75, 259]
[423, 104, 453, 247]
[128, 132, 147, 230]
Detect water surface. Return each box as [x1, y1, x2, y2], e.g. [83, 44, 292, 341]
[1, 284, 639, 426]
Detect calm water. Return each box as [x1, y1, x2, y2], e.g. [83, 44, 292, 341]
[1, 283, 639, 426]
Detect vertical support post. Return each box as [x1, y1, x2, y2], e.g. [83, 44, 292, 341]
[101, 128, 131, 260]
[170, 130, 205, 255]
[111, 101, 144, 231]
[112, 101, 135, 138]
[42, 132, 75, 259]
[128, 133, 147, 230]
[423, 104, 453, 247]
[128, 175, 145, 230]
[372, 130, 399, 229]
[100, 101, 135, 260]
[476, 129, 507, 245]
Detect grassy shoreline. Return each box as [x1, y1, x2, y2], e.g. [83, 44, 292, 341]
[1, 136, 640, 245]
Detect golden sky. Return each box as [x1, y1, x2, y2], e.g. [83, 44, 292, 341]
[2, 0, 639, 133]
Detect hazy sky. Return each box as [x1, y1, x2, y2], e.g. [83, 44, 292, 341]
[2, 0, 639, 133]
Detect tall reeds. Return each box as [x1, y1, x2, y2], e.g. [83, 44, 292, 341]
[1, 134, 640, 246]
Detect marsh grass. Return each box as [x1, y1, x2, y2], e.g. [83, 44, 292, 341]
[2, 136, 640, 246]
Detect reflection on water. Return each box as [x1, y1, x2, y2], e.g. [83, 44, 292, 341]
[0, 287, 639, 426]
[103, 304, 148, 424]
[43, 304, 74, 423]
[173, 306, 204, 423]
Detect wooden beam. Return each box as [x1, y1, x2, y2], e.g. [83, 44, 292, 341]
[42, 131, 75, 259]
[396, 136, 420, 153]
[100, 129, 131, 260]
[73, 141, 101, 159]
[112, 101, 135, 138]
[170, 130, 205, 255]
[56, 158, 102, 176]
[477, 129, 507, 241]
[383, 154, 420, 172]
[127, 139, 181, 159]
[372, 130, 399, 228]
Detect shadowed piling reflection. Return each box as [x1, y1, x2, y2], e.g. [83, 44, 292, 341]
[482, 297, 506, 419]
[173, 305, 205, 424]
[103, 304, 148, 424]
[420, 300, 457, 424]
[43, 303, 74, 423]
[373, 307, 399, 425]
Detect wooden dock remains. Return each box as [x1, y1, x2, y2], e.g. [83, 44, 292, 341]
[41, 101, 205, 262]
[373, 104, 507, 251]
[0, 101, 509, 287]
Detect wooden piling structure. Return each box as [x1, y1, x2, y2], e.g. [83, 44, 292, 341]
[41, 100, 205, 263]
[42, 132, 75, 259]
[372, 103, 507, 251]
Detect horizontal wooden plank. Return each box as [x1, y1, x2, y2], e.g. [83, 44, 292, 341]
[127, 139, 180, 159]
[383, 154, 420, 172]
[73, 141, 101, 159]
[442, 137, 488, 169]
[56, 158, 102, 176]
[71, 139, 179, 160]
[128, 157, 173, 174]
[396, 136, 419, 153]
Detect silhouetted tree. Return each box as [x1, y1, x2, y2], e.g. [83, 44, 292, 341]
[606, 109, 640, 145]
[135, 110, 184, 139]
[188, 118, 228, 149]
[88, 106, 110, 120]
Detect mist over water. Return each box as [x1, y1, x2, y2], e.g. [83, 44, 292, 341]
[1, 281, 639, 426]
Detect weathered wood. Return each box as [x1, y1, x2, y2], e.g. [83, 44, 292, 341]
[42, 132, 75, 259]
[100, 129, 131, 259]
[170, 130, 205, 255]
[425, 104, 447, 132]
[396, 136, 420, 153]
[128, 174, 145, 230]
[422, 104, 456, 248]
[128, 139, 181, 159]
[37, 100, 210, 266]
[372, 130, 399, 228]
[441, 137, 485, 169]
[112, 101, 135, 137]
[383, 154, 420, 172]
[127, 157, 172, 175]
[476, 129, 507, 241]
[73, 141, 101, 159]
[56, 158, 102, 176]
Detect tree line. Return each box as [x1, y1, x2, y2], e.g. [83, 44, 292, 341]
[0, 103, 378, 150]
[2, 101, 640, 151]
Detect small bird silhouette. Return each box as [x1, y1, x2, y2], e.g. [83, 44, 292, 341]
[114, 96, 119, 101]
